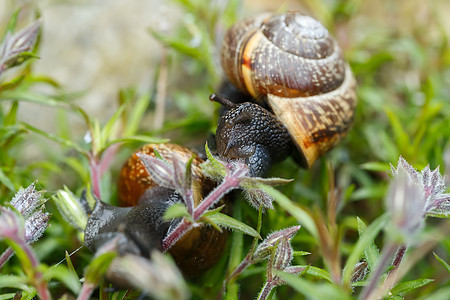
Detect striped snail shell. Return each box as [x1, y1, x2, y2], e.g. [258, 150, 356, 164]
[220, 12, 357, 167]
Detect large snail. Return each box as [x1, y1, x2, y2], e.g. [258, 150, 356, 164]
[83, 11, 357, 280]
[213, 12, 357, 176]
[84, 143, 228, 277]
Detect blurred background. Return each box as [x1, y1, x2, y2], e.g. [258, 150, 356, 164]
[2, 0, 448, 136]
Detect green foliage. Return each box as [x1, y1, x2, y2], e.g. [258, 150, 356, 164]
[1, 0, 449, 299]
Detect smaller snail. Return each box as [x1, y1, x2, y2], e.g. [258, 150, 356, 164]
[213, 12, 357, 176]
[84, 143, 228, 277]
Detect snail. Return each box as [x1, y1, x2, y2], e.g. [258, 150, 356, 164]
[84, 143, 228, 277]
[212, 12, 357, 176]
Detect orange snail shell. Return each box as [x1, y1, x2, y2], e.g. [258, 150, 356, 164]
[118, 143, 228, 277]
[220, 12, 358, 167]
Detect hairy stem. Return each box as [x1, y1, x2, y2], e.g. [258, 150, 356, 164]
[383, 245, 407, 290]
[161, 219, 192, 251]
[359, 242, 398, 300]
[257, 280, 276, 300]
[227, 254, 252, 284]
[193, 175, 240, 220]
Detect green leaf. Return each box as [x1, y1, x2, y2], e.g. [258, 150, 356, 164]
[65, 250, 77, 275]
[0, 168, 16, 192]
[241, 176, 293, 188]
[4, 101, 18, 125]
[0, 75, 26, 92]
[293, 251, 311, 257]
[163, 203, 190, 220]
[2, 8, 20, 37]
[0, 125, 26, 146]
[202, 205, 224, 216]
[4, 52, 40, 68]
[91, 118, 102, 155]
[201, 142, 227, 178]
[84, 251, 117, 284]
[417, 286, 450, 300]
[64, 157, 90, 183]
[360, 161, 391, 172]
[390, 278, 434, 296]
[0, 90, 65, 107]
[184, 154, 195, 191]
[43, 265, 81, 294]
[204, 211, 261, 239]
[104, 135, 169, 149]
[433, 252, 450, 272]
[123, 92, 151, 136]
[342, 213, 389, 285]
[357, 217, 380, 272]
[275, 271, 351, 300]
[0, 293, 19, 300]
[0, 275, 28, 290]
[21, 122, 88, 156]
[100, 104, 126, 147]
[260, 185, 318, 239]
[301, 265, 332, 282]
[384, 107, 410, 154]
[425, 211, 450, 219]
[150, 29, 203, 60]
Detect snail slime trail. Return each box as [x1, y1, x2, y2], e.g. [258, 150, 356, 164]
[216, 12, 357, 173]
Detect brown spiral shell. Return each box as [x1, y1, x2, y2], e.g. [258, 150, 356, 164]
[118, 143, 228, 277]
[220, 12, 357, 167]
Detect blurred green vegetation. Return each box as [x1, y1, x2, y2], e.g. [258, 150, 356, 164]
[0, 0, 449, 299]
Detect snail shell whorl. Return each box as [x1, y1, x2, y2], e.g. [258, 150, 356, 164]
[118, 143, 208, 207]
[220, 12, 357, 167]
[268, 65, 357, 167]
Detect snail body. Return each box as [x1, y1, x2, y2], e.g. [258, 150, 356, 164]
[216, 12, 357, 173]
[85, 143, 228, 277]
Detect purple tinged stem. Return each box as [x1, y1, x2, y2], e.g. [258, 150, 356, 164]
[162, 219, 192, 251]
[383, 245, 407, 290]
[77, 282, 95, 300]
[227, 254, 252, 283]
[0, 248, 14, 269]
[162, 164, 246, 251]
[193, 176, 240, 220]
[89, 155, 101, 199]
[359, 242, 398, 300]
[257, 280, 276, 300]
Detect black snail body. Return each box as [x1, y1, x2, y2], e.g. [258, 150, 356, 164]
[84, 143, 228, 278]
[214, 12, 358, 176]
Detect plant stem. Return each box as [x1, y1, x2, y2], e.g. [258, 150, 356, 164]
[257, 280, 276, 300]
[89, 157, 101, 199]
[227, 255, 252, 284]
[12, 237, 50, 300]
[77, 282, 95, 300]
[383, 245, 407, 290]
[193, 174, 240, 220]
[0, 247, 14, 269]
[359, 241, 398, 300]
[161, 218, 192, 251]
[99, 143, 120, 176]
